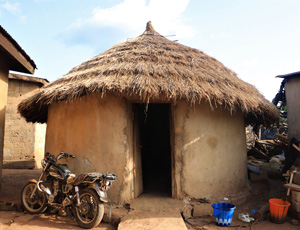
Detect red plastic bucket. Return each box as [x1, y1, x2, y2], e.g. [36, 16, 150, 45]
[269, 199, 290, 224]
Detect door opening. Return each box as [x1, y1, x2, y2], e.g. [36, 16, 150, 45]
[135, 103, 171, 196]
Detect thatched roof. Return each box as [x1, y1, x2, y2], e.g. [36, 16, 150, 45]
[19, 21, 279, 124]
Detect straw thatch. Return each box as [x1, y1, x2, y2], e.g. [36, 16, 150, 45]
[18, 21, 279, 124]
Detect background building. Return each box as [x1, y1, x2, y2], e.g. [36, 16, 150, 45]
[276, 72, 300, 141]
[0, 25, 36, 189]
[3, 74, 48, 169]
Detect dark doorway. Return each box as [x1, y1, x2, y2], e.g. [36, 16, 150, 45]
[135, 103, 172, 196]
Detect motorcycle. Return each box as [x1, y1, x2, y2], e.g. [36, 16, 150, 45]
[21, 152, 117, 229]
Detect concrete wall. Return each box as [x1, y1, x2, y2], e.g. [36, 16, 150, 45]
[173, 101, 248, 199]
[285, 78, 300, 141]
[45, 94, 132, 203]
[0, 55, 9, 190]
[3, 79, 46, 169]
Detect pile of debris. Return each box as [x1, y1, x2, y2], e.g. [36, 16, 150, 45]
[283, 169, 300, 221]
[246, 123, 289, 180]
[246, 120, 300, 222]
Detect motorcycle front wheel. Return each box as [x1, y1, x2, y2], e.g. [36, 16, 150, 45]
[75, 188, 104, 229]
[21, 181, 47, 214]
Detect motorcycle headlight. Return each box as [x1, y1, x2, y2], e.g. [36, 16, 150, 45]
[67, 174, 76, 184]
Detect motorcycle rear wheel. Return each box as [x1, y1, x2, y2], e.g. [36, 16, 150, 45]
[75, 188, 104, 229]
[21, 181, 47, 214]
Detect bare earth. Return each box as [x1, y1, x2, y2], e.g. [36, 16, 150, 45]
[0, 169, 299, 230]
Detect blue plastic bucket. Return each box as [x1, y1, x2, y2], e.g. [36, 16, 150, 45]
[212, 203, 236, 227]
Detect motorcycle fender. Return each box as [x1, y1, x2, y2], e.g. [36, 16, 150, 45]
[88, 183, 110, 203]
[28, 179, 38, 184]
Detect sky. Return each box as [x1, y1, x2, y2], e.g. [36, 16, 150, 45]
[1, 0, 300, 102]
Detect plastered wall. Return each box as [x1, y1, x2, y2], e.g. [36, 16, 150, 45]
[173, 101, 248, 199]
[45, 94, 249, 203]
[45, 94, 132, 203]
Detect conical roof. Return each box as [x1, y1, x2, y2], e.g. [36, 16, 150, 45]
[19, 21, 279, 124]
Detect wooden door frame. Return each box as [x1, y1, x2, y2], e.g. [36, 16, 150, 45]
[131, 102, 176, 198]
[169, 104, 177, 198]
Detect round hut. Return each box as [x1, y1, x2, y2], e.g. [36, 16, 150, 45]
[19, 22, 279, 203]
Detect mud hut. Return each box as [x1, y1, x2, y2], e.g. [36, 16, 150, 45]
[19, 22, 279, 203]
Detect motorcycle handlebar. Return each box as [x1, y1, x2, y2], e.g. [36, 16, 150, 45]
[64, 153, 75, 158]
[45, 152, 55, 160]
[44, 152, 76, 162]
[56, 152, 76, 161]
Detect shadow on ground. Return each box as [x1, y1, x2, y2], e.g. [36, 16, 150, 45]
[1, 169, 300, 230]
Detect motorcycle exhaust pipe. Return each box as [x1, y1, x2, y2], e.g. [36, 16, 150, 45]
[37, 181, 52, 195]
[75, 186, 81, 205]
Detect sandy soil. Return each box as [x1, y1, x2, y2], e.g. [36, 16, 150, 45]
[0, 169, 42, 204]
[185, 174, 300, 230]
[0, 169, 300, 230]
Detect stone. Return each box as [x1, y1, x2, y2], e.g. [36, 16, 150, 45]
[182, 204, 193, 220]
[249, 171, 268, 181]
[294, 173, 300, 185]
[229, 191, 250, 206]
[292, 199, 300, 212]
[289, 205, 300, 221]
[186, 216, 214, 227]
[103, 204, 127, 226]
[291, 219, 299, 226]
[192, 203, 213, 217]
[0, 202, 17, 211]
[292, 191, 300, 202]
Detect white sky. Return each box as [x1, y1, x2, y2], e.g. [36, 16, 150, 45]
[1, 0, 300, 101]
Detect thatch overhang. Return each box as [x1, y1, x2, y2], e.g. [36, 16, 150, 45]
[18, 22, 279, 125]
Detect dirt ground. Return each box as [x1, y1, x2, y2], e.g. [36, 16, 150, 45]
[185, 172, 300, 230]
[0, 169, 115, 230]
[0, 169, 300, 230]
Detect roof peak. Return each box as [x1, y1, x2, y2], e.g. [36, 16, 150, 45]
[142, 21, 160, 35]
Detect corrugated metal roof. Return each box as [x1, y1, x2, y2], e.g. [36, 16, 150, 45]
[276, 71, 300, 79]
[0, 25, 36, 70]
[9, 73, 48, 85]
